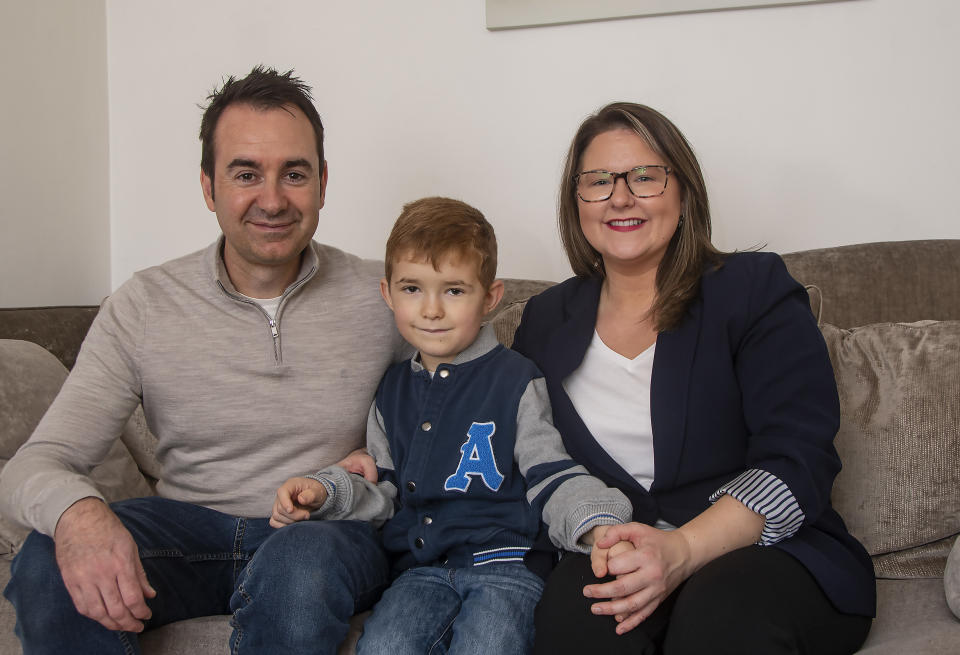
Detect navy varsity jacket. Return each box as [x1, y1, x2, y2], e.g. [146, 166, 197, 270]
[309, 325, 631, 574]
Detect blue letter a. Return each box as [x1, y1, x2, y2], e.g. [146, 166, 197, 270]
[444, 422, 504, 492]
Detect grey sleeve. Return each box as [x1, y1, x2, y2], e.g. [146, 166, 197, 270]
[307, 400, 397, 528]
[0, 281, 145, 536]
[515, 378, 633, 553]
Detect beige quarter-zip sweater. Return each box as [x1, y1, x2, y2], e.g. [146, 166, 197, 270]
[0, 238, 404, 537]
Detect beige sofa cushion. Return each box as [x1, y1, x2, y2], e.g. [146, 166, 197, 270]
[0, 339, 152, 558]
[490, 301, 526, 348]
[822, 321, 960, 578]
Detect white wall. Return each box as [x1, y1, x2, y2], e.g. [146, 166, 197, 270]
[0, 0, 110, 306]
[94, 0, 960, 290]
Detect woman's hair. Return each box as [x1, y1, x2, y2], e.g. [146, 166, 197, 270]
[558, 102, 724, 331]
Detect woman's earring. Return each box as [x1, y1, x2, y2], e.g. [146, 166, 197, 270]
[677, 214, 685, 230]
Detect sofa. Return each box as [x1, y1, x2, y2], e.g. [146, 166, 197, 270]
[2, 239, 959, 653]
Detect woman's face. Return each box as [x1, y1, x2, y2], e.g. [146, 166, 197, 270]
[576, 128, 682, 275]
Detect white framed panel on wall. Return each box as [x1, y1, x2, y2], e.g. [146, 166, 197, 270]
[486, 0, 858, 30]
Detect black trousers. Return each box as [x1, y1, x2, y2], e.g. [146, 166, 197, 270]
[532, 545, 872, 655]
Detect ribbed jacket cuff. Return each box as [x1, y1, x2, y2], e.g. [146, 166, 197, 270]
[568, 501, 632, 554]
[710, 468, 805, 545]
[305, 467, 350, 517]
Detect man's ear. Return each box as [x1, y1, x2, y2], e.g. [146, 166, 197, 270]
[380, 278, 394, 310]
[318, 161, 328, 209]
[484, 279, 505, 315]
[201, 169, 215, 212]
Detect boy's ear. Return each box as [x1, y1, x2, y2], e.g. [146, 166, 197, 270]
[484, 279, 505, 315]
[379, 278, 394, 310]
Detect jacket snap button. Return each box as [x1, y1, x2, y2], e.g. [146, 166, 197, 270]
[407, 480, 416, 492]
[422, 516, 433, 525]
[421, 421, 432, 431]
[439, 369, 450, 379]
[415, 537, 425, 548]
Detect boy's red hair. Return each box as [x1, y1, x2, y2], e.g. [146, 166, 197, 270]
[385, 197, 497, 288]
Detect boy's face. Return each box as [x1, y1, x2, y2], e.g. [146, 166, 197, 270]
[381, 251, 504, 372]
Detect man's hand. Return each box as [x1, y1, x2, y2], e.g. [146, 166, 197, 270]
[270, 477, 329, 528]
[336, 448, 377, 482]
[54, 497, 155, 633]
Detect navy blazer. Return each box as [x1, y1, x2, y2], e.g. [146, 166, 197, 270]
[512, 252, 875, 617]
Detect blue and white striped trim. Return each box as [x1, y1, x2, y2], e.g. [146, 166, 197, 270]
[574, 513, 625, 534]
[710, 469, 805, 545]
[472, 546, 531, 566]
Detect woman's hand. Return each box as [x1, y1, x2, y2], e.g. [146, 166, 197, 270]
[583, 522, 694, 635]
[584, 496, 765, 634]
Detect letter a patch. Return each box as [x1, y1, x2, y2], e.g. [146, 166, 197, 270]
[444, 421, 504, 492]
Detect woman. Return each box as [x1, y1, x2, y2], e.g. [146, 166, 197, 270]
[511, 102, 875, 654]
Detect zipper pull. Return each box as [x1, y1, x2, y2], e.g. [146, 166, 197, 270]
[269, 319, 279, 339]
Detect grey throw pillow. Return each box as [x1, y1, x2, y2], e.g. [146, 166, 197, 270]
[821, 321, 960, 579]
[947, 535, 960, 619]
[0, 339, 153, 558]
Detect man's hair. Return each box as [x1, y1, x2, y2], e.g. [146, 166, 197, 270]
[385, 197, 498, 289]
[199, 65, 325, 181]
[558, 101, 724, 331]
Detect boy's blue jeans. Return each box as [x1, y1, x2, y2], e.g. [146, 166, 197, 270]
[3, 497, 389, 655]
[357, 562, 544, 655]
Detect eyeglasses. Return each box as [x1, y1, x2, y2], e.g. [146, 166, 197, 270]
[574, 165, 671, 202]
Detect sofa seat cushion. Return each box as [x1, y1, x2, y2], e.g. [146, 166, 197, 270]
[822, 321, 960, 578]
[858, 578, 960, 653]
[0, 339, 153, 558]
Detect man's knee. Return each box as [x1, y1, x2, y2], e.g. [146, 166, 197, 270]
[244, 521, 386, 584]
[7, 531, 61, 600]
[253, 521, 347, 572]
[230, 522, 387, 650]
[239, 521, 387, 611]
[5, 531, 79, 635]
[257, 521, 382, 568]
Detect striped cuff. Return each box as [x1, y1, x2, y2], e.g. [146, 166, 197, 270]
[709, 469, 804, 545]
[569, 502, 631, 553]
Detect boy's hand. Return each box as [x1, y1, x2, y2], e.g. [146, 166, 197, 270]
[587, 525, 636, 579]
[270, 477, 328, 528]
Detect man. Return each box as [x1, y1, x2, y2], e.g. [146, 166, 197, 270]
[0, 66, 403, 654]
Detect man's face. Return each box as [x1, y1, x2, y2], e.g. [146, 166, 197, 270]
[201, 103, 326, 290]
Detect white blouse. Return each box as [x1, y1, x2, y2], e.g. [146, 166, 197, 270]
[562, 330, 657, 491]
[561, 330, 804, 545]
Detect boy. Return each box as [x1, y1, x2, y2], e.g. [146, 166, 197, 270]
[271, 197, 632, 654]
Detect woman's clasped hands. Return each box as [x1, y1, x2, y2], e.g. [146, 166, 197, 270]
[586, 522, 695, 635]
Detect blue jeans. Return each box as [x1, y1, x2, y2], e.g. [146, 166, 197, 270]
[3, 497, 389, 655]
[357, 563, 544, 655]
